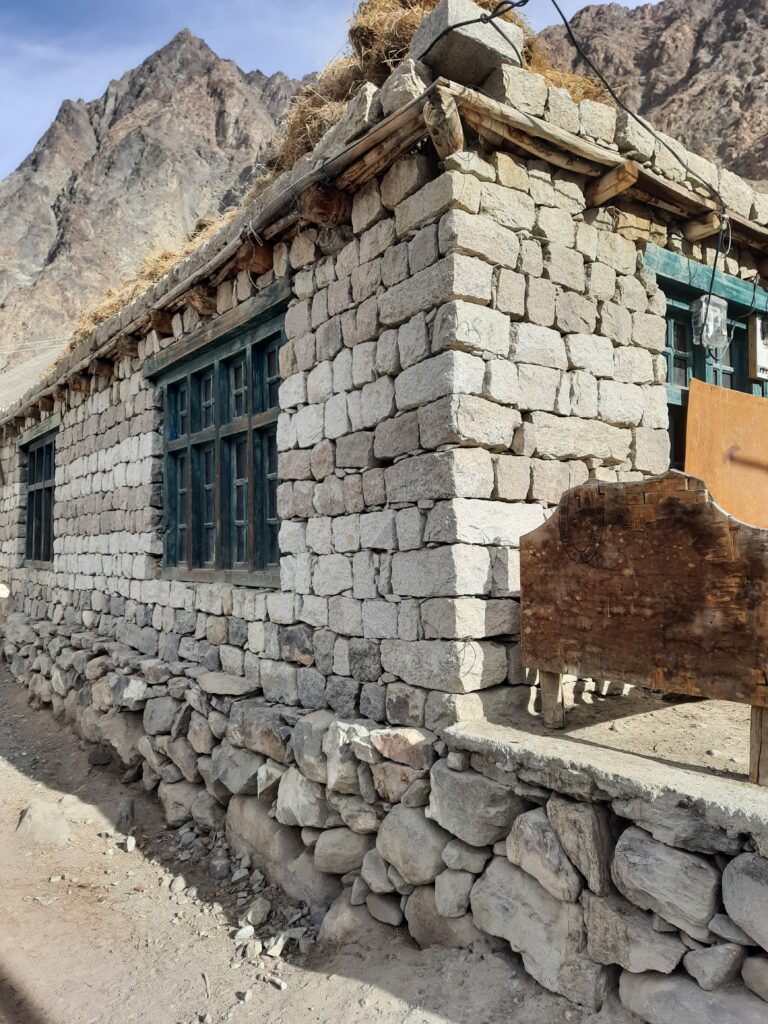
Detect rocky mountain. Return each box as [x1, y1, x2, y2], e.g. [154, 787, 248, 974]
[542, 0, 768, 186]
[0, 30, 302, 382]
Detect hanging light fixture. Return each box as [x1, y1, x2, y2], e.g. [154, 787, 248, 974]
[691, 294, 729, 355]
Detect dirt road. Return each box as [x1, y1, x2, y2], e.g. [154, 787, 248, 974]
[0, 666, 639, 1024]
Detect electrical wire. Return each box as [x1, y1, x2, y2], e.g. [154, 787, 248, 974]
[539, 0, 730, 355]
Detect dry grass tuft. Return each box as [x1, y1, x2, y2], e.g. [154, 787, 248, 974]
[69, 213, 235, 347]
[248, 0, 605, 193]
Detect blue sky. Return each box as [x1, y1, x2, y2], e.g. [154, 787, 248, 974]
[0, 0, 659, 179]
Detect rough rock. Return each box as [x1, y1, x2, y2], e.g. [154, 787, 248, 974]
[619, 970, 768, 1024]
[366, 893, 404, 926]
[313, 827, 376, 874]
[434, 869, 474, 917]
[506, 807, 583, 902]
[471, 857, 612, 1009]
[722, 853, 768, 949]
[157, 781, 200, 828]
[318, 890, 407, 947]
[376, 804, 451, 885]
[583, 892, 686, 974]
[405, 884, 483, 948]
[275, 767, 341, 829]
[547, 794, 614, 896]
[210, 739, 264, 796]
[428, 760, 526, 846]
[683, 943, 744, 991]
[742, 957, 768, 1003]
[15, 800, 71, 847]
[612, 826, 720, 936]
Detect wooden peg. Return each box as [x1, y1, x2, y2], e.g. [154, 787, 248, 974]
[682, 212, 723, 243]
[424, 87, 465, 161]
[586, 159, 640, 208]
[539, 670, 566, 729]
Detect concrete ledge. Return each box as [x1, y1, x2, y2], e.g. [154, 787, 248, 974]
[444, 720, 768, 854]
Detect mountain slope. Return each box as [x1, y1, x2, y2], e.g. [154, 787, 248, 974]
[0, 30, 302, 377]
[542, 0, 768, 186]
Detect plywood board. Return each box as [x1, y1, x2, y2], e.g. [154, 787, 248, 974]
[520, 472, 768, 707]
[685, 377, 768, 528]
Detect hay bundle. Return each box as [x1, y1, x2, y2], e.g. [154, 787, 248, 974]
[260, 0, 605, 183]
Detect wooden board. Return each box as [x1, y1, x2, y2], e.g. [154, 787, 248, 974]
[520, 471, 768, 707]
[685, 378, 768, 529]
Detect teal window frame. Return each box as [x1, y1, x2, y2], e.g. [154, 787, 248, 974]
[146, 281, 290, 588]
[644, 244, 768, 467]
[23, 428, 56, 565]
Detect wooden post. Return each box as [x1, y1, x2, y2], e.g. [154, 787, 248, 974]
[540, 670, 565, 729]
[424, 88, 465, 161]
[750, 707, 768, 786]
[682, 212, 722, 243]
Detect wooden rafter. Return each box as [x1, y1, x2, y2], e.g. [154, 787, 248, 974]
[681, 212, 723, 242]
[149, 309, 174, 336]
[184, 284, 217, 317]
[298, 183, 352, 227]
[586, 160, 639, 208]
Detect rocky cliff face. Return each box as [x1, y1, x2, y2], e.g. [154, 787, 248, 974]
[542, 0, 768, 186]
[0, 30, 302, 377]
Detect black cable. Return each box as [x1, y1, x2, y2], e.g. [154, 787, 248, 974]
[541, 0, 732, 352]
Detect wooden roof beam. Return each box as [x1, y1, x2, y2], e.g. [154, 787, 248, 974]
[424, 87, 465, 161]
[682, 212, 723, 243]
[586, 160, 640, 208]
[184, 285, 217, 317]
[298, 183, 352, 228]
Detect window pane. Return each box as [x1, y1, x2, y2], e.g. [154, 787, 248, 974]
[197, 370, 216, 429]
[672, 356, 688, 387]
[228, 356, 248, 420]
[673, 321, 689, 353]
[42, 488, 52, 562]
[230, 435, 248, 567]
[200, 445, 216, 565]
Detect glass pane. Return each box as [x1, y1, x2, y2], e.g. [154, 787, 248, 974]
[672, 356, 688, 387]
[205, 527, 215, 564]
[267, 434, 277, 475]
[178, 526, 187, 563]
[43, 441, 53, 481]
[42, 488, 52, 561]
[673, 321, 688, 353]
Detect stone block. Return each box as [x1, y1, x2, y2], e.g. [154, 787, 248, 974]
[429, 760, 526, 846]
[438, 209, 520, 270]
[547, 794, 614, 896]
[276, 766, 341, 828]
[619, 971, 768, 1024]
[506, 808, 583, 902]
[435, 869, 475, 917]
[511, 323, 567, 369]
[632, 426, 670, 475]
[722, 853, 768, 950]
[471, 857, 612, 1009]
[370, 727, 436, 770]
[410, 0, 524, 84]
[395, 349, 486, 411]
[390, 543, 492, 597]
[405, 884, 483, 947]
[483, 64, 547, 115]
[579, 99, 617, 143]
[494, 455, 531, 500]
[422, 596, 520, 639]
[565, 333, 614, 377]
[424, 497, 545, 546]
[197, 672, 258, 697]
[528, 411, 631, 463]
[379, 254, 493, 327]
[482, 359, 519, 406]
[612, 826, 720, 937]
[434, 299, 510, 358]
[583, 892, 686, 974]
[381, 152, 434, 209]
[683, 943, 744, 991]
[419, 395, 520, 451]
[376, 804, 451, 885]
[395, 170, 481, 237]
[598, 379, 644, 427]
[385, 448, 494, 502]
[381, 638, 506, 692]
[479, 182, 536, 231]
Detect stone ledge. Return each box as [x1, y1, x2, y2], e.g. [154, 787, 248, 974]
[444, 721, 768, 854]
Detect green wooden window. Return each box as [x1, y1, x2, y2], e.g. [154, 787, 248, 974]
[159, 309, 285, 586]
[644, 245, 768, 470]
[24, 430, 55, 564]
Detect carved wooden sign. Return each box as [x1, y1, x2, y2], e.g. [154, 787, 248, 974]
[520, 471, 768, 783]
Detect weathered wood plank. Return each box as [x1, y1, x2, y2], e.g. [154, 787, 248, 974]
[682, 212, 723, 242]
[751, 707, 768, 785]
[586, 160, 639, 208]
[424, 87, 465, 160]
[521, 472, 768, 716]
[539, 671, 565, 729]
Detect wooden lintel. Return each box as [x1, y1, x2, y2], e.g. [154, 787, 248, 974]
[262, 211, 300, 242]
[424, 87, 465, 161]
[586, 159, 640, 208]
[184, 284, 217, 317]
[90, 358, 113, 378]
[682, 212, 723, 243]
[297, 183, 352, 228]
[149, 309, 174, 336]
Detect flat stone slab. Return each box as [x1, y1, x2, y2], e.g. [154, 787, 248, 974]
[444, 721, 768, 855]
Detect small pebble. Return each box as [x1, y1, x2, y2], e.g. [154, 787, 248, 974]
[169, 876, 186, 895]
[237, 989, 252, 1003]
[124, 836, 136, 853]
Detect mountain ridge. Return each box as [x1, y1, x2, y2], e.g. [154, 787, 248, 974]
[0, 29, 303, 377]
